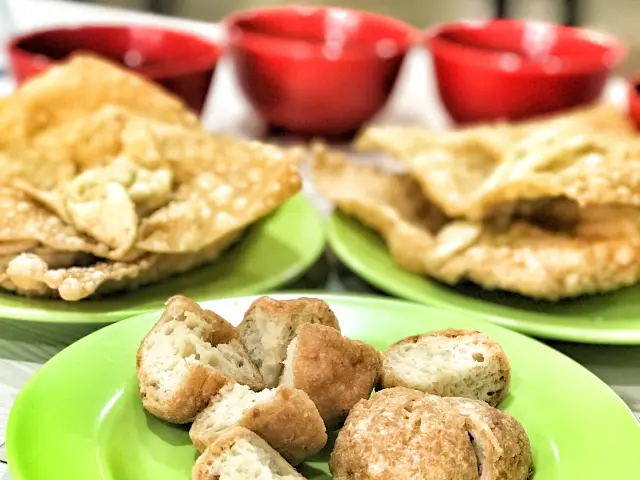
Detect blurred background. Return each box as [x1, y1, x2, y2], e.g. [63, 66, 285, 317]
[80, 0, 640, 74]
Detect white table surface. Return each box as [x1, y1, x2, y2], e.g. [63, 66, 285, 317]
[0, 2, 639, 479]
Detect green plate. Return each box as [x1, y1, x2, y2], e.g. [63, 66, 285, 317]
[7, 294, 640, 480]
[0, 195, 324, 324]
[328, 212, 640, 345]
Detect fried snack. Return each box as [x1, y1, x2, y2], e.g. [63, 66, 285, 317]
[137, 164, 301, 253]
[0, 230, 241, 301]
[312, 147, 640, 300]
[137, 295, 263, 424]
[330, 388, 480, 480]
[355, 104, 639, 220]
[446, 396, 533, 480]
[279, 323, 382, 430]
[0, 146, 76, 191]
[65, 178, 139, 257]
[0, 55, 199, 145]
[0, 187, 112, 259]
[0, 55, 303, 301]
[190, 383, 327, 465]
[330, 387, 532, 480]
[380, 329, 511, 407]
[192, 427, 306, 480]
[470, 133, 640, 219]
[237, 296, 341, 388]
[122, 118, 305, 184]
[31, 104, 133, 171]
[12, 181, 72, 223]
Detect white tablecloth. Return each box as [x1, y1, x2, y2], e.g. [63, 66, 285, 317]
[0, 2, 639, 479]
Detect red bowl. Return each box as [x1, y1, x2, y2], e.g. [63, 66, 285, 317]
[226, 7, 418, 137]
[427, 20, 627, 124]
[628, 78, 640, 130]
[7, 25, 223, 114]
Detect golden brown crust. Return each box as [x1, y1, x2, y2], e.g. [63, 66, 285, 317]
[330, 387, 479, 480]
[330, 388, 532, 480]
[241, 296, 341, 332]
[136, 296, 261, 424]
[236, 386, 327, 465]
[0, 55, 303, 302]
[289, 323, 382, 431]
[192, 426, 305, 479]
[139, 364, 228, 425]
[313, 148, 640, 300]
[446, 397, 533, 480]
[380, 329, 511, 407]
[0, 229, 241, 301]
[190, 385, 327, 465]
[238, 296, 342, 388]
[355, 104, 640, 220]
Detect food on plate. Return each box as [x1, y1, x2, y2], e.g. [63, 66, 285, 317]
[137, 295, 264, 423]
[279, 323, 382, 430]
[330, 387, 532, 480]
[192, 426, 305, 480]
[446, 396, 533, 480]
[237, 296, 341, 388]
[380, 329, 510, 406]
[136, 295, 530, 478]
[356, 102, 640, 224]
[313, 105, 640, 300]
[0, 55, 199, 145]
[190, 383, 326, 465]
[0, 55, 302, 300]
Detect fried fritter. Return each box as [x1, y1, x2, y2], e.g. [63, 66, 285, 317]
[1, 231, 241, 301]
[313, 147, 640, 300]
[0, 187, 112, 259]
[0, 55, 199, 146]
[0, 55, 303, 300]
[355, 104, 639, 220]
[138, 161, 301, 253]
[0, 146, 75, 191]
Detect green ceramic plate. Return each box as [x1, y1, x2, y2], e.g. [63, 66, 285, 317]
[7, 294, 640, 480]
[328, 212, 640, 345]
[0, 195, 324, 324]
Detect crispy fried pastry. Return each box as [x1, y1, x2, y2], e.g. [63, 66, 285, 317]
[0, 55, 199, 145]
[312, 147, 640, 300]
[0, 231, 241, 301]
[0, 146, 75, 191]
[0, 55, 302, 300]
[355, 104, 640, 220]
[137, 162, 301, 253]
[0, 188, 112, 259]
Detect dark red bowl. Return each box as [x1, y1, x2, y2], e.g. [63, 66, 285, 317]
[7, 25, 223, 114]
[628, 78, 640, 130]
[427, 20, 627, 124]
[226, 7, 419, 137]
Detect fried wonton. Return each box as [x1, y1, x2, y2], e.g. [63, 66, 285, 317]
[0, 55, 303, 300]
[32, 104, 133, 171]
[355, 104, 639, 220]
[121, 117, 305, 183]
[1, 231, 241, 301]
[0, 146, 75, 190]
[0, 187, 111, 259]
[137, 161, 301, 253]
[0, 55, 199, 146]
[313, 147, 640, 300]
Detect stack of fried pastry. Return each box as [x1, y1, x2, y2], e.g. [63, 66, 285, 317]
[0, 55, 302, 300]
[313, 104, 640, 300]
